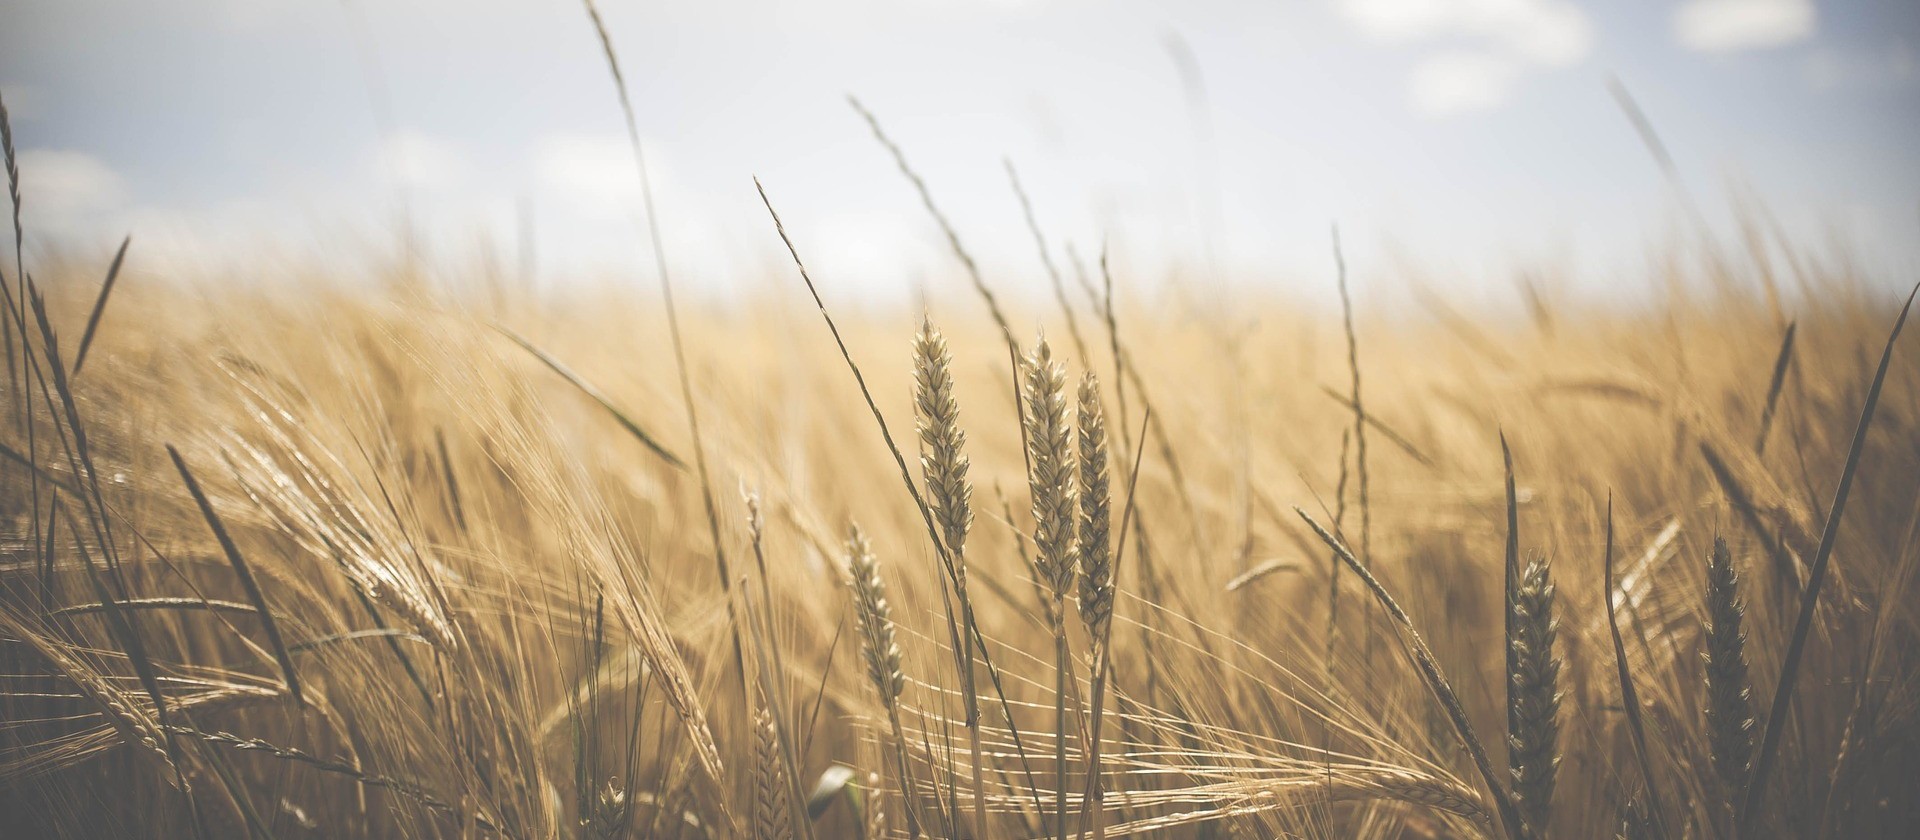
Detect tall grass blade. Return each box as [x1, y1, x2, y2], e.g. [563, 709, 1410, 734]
[1739, 281, 1918, 832]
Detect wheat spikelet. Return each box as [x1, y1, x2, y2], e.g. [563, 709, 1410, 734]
[844, 523, 924, 836]
[1076, 370, 1113, 643]
[1703, 535, 1755, 800]
[846, 524, 905, 703]
[1507, 555, 1561, 835]
[1345, 769, 1494, 829]
[863, 770, 889, 840]
[0, 607, 174, 776]
[752, 706, 793, 840]
[913, 317, 972, 561]
[1022, 335, 1078, 602]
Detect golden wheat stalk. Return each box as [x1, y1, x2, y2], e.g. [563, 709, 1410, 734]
[845, 523, 924, 837]
[1021, 334, 1079, 840]
[752, 705, 793, 840]
[911, 316, 989, 838]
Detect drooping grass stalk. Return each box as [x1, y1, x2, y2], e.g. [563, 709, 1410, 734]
[1740, 282, 1916, 834]
[495, 326, 686, 470]
[1507, 556, 1561, 836]
[1317, 386, 1437, 469]
[1296, 507, 1527, 840]
[912, 317, 988, 838]
[1023, 336, 1079, 840]
[845, 524, 924, 838]
[1702, 536, 1755, 811]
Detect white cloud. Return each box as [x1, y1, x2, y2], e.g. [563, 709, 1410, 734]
[379, 130, 469, 191]
[1338, 0, 1594, 66]
[1675, 0, 1815, 53]
[16, 149, 128, 224]
[532, 134, 643, 207]
[1409, 52, 1521, 117]
[1336, 0, 1590, 117]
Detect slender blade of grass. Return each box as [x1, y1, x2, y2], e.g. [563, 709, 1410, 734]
[168, 443, 304, 706]
[71, 234, 130, 376]
[1739, 281, 1917, 833]
[1604, 495, 1672, 840]
[495, 325, 686, 470]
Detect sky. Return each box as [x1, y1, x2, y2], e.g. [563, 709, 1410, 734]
[3, 0, 1917, 305]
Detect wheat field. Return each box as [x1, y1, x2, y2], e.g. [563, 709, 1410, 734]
[5, 25, 1920, 840]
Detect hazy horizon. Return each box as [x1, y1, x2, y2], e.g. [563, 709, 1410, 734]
[5, 0, 1917, 305]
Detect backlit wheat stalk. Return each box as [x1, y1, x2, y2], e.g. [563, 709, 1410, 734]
[845, 523, 922, 837]
[1506, 556, 1561, 836]
[1703, 536, 1755, 805]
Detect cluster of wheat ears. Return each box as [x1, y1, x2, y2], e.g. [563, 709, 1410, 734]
[4, 5, 1920, 839]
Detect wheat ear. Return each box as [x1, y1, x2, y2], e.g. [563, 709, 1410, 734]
[1703, 536, 1755, 805]
[911, 316, 988, 839]
[1023, 334, 1078, 840]
[1076, 371, 1113, 645]
[1507, 555, 1561, 835]
[1075, 370, 1116, 840]
[845, 524, 923, 838]
[752, 705, 793, 840]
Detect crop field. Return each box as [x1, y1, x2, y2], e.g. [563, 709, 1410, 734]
[3, 3, 1919, 839]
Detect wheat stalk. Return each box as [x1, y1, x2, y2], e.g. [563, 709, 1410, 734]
[914, 318, 973, 564]
[845, 524, 923, 837]
[1703, 536, 1755, 805]
[1506, 556, 1561, 835]
[1022, 334, 1079, 840]
[1024, 336, 1079, 603]
[1076, 371, 1113, 645]
[752, 705, 793, 840]
[911, 316, 988, 838]
[1075, 370, 1116, 840]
